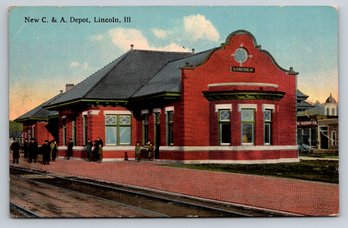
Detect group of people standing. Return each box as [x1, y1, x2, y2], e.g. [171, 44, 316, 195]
[84, 137, 104, 162]
[10, 138, 58, 165]
[11, 136, 156, 164]
[135, 140, 154, 161]
[40, 140, 58, 165]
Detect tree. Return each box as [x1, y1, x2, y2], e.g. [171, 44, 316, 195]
[9, 121, 22, 134]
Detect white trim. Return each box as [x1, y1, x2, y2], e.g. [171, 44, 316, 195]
[238, 104, 257, 111]
[72, 146, 84, 151]
[153, 108, 161, 113]
[103, 110, 131, 115]
[82, 111, 88, 116]
[262, 104, 275, 112]
[102, 146, 135, 151]
[220, 143, 231, 146]
[165, 106, 174, 112]
[61, 116, 66, 119]
[215, 104, 232, 112]
[208, 82, 279, 88]
[89, 110, 100, 115]
[159, 145, 297, 151]
[57, 146, 85, 150]
[162, 158, 299, 164]
[141, 109, 149, 115]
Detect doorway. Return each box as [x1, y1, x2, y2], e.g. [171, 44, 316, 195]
[154, 112, 161, 159]
[320, 126, 329, 149]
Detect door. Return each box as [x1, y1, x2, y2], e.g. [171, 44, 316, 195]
[320, 126, 329, 149]
[154, 112, 161, 159]
[155, 124, 160, 159]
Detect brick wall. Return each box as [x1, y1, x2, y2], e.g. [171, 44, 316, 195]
[178, 31, 297, 149]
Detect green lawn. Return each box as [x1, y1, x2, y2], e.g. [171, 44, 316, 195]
[166, 159, 339, 184]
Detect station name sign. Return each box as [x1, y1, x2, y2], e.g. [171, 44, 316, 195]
[231, 66, 255, 73]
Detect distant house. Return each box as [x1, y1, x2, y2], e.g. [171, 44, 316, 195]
[16, 30, 300, 163]
[296, 90, 314, 112]
[297, 93, 338, 153]
[14, 91, 65, 145]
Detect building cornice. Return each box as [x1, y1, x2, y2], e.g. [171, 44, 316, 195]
[203, 91, 285, 101]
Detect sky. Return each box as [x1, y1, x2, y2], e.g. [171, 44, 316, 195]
[9, 6, 338, 120]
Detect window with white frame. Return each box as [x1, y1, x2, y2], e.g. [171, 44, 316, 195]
[167, 111, 174, 145]
[264, 109, 272, 145]
[154, 112, 161, 146]
[218, 109, 231, 145]
[72, 118, 76, 145]
[241, 109, 255, 145]
[62, 118, 66, 145]
[142, 113, 149, 145]
[82, 115, 88, 145]
[105, 114, 131, 145]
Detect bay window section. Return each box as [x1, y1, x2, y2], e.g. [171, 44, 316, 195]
[241, 109, 254, 145]
[264, 109, 272, 145]
[218, 109, 231, 145]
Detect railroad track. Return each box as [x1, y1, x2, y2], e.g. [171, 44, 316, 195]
[10, 202, 40, 218]
[10, 166, 291, 218]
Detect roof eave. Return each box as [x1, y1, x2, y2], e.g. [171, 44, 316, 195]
[130, 91, 181, 102]
[44, 98, 129, 110]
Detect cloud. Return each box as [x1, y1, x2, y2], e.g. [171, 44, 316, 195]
[70, 61, 89, 70]
[183, 14, 220, 41]
[151, 28, 170, 39]
[108, 27, 186, 52]
[107, 14, 220, 53]
[90, 34, 103, 41]
[108, 27, 150, 51]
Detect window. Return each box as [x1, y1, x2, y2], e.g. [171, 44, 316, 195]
[82, 115, 88, 145]
[72, 119, 76, 145]
[62, 118, 66, 145]
[331, 131, 337, 146]
[154, 112, 161, 146]
[218, 110, 231, 145]
[326, 108, 330, 116]
[31, 126, 35, 139]
[241, 109, 254, 145]
[310, 128, 317, 147]
[264, 109, 272, 145]
[105, 114, 131, 145]
[142, 114, 149, 145]
[331, 108, 336, 116]
[167, 111, 174, 145]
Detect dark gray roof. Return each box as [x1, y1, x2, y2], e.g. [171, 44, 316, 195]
[297, 100, 314, 108]
[15, 93, 64, 122]
[296, 89, 309, 99]
[46, 50, 192, 107]
[297, 103, 325, 116]
[132, 49, 216, 98]
[325, 93, 337, 104]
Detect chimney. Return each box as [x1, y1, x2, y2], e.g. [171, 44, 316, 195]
[65, 84, 74, 92]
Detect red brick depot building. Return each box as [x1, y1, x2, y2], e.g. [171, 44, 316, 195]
[17, 30, 299, 163]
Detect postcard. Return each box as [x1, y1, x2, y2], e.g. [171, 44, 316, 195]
[9, 6, 338, 218]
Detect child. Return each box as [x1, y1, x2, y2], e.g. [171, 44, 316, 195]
[135, 141, 141, 161]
